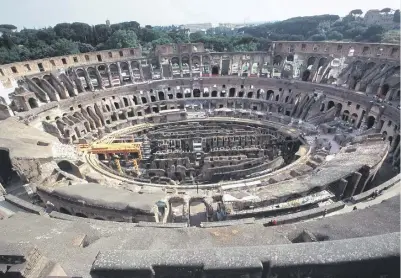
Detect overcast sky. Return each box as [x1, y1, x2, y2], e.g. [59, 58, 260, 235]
[1, 0, 399, 29]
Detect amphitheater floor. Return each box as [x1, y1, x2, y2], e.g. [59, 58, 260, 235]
[0, 195, 399, 277]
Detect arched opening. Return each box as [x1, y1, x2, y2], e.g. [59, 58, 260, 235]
[98, 65, 110, 87]
[181, 56, 190, 75]
[28, 98, 38, 109]
[133, 96, 138, 105]
[229, 88, 236, 97]
[320, 103, 325, 112]
[302, 70, 311, 81]
[247, 91, 253, 98]
[367, 116, 376, 129]
[114, 102, 120, 109]
[75, 212, 88, 218]
[382, 131, 388, 140]
[0, 149, 20, 186]
[59, 207, 71, 215]
[327, 101, 335, 110]
[189, 200, 208, 227]
[266, 90, 274, 100]
[335, 103, 343, 117]
[273, 55, 282, 66]
[275, 95, 280, 101]
[87, 67, 100, 88]
[120, 62, 131, 83]
[176, 93, 183, 99]
[109, 64, 120, 86]
[141, 97, 147, 104]
[193, 89, 201, 98]
[151, 96, 156, 102]
[307, 57, 316, 68]
[57, 160, 74, 173]
[211, 66, 219, 75]
[342, 110, 350, 121]
[286, 54, 294, 62]
[388, 136, 393, 145]
[123, 98, 129, 107]
[76, 69, 89, 90]
[351, 113, 358, 124]
[381, 84, 390, 97]
[158, 91, 165, 101]
[285, 96, 290, 103]
[94, 217, 105, 220]
[211, 90, 218, 97]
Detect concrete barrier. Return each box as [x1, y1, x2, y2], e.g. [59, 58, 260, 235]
[255, 201, 345, 226]
[4, 194, 44, 215]
[351, 174, 400, 203]
[200, 218, 255, 228]
[90, 232, 400, 278]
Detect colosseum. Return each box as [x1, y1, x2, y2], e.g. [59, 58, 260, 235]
[0, 41, 400, 277]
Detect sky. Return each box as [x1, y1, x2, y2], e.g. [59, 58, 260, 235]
[0, 0, 399, 29]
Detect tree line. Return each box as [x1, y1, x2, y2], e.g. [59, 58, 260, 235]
[0, 8, 399, 65]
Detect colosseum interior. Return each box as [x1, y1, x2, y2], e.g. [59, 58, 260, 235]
[0, 41, 400, 278]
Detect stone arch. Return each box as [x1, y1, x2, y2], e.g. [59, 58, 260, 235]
[275, 95, 280, 101]
[229, 88, 236, 97]
[302, 70, 311, 81]
[75, 212, 88, 218]
[327, 101, 335, 110]
[211, 65, 219, 75]
[87, 67, 100, 88]
[193, 89, 201, 98]
[381, 84, 390, 97]
[247, 91, 253, 98]
[76, 69, 89, 89]
[98, 65, 110, 87]
[273, 55, 282, 66]
[59, 207, 71, 215]
[282, 63, 293, 78]
[342, 110, 350, 121]
[351, 113, 358, 124]
[120, 62, 131, 83]
[367, 115, 375, 129]
[188, 198, 209, 227]
[335, 103, 343, 117]
[192, 56, 201, 71]
[286, 54, 294, 62]
[181, 56, 190, 71]
[211, 90, 218, 97]
[266, 90, 274, 100]
[307, 57, 316, 68]
[388, 136, 393, 145]
[320, 102, 325, 111]
[109, 64, 120, 85]
[158, 91, 165, 101]
[123, 97, 129, 107]
[28, 98, 38, 109]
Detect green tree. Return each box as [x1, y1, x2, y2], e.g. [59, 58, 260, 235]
[52, 39, 79, 56]
[382, 30, 400, 43]
[394, 10, 400, 23]
[77, 42, 96, 53]
[104, 30, 139, 49]
[308, 33, 327, 41]
[327, 31, 343, 40]
[381, 8, 392, 14]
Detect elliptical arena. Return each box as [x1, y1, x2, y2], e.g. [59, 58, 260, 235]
[0, 42, 400, 278]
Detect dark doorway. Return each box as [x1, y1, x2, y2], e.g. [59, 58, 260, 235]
[212, 66, 219, 75]
[302, 70, 311, 81]
[367, 116, 375, 129]
[0, 149, 18, 186]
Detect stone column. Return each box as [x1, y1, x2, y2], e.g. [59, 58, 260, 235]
[228, 57, 232, 76]
[117, 62, 124, 85]
[218, 57, 222, 76]
[385, 88, 395, 101]
[374, 106, 385, 133]
[363, 101, 374, 125]
[179, 56, 183, 78]
[188, 58, 193, 78]
[159, 63, 164, 80]
[106, 65, 113, 87]
[84, 70, 95, 91]
[149, 62, 154, 80]
[127, 62, 135, 84]
[139, 63, 144, 81]
[347, 172, 362, 198]
[95, 68, 104, 89]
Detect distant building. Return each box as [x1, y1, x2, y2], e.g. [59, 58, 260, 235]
[182, 23, 213, 33]
[106, 19, 111, 26]
[364, 9, 396, 28]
